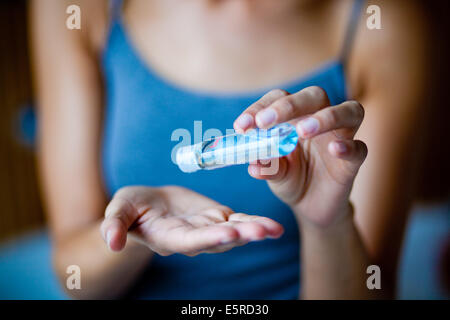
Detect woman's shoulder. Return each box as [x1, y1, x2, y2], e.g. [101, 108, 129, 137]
[31, 0, 110, 56]
[348, 0, 431, 99]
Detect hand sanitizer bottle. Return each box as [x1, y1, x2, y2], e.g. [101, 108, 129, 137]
[176, 123, 299, 173]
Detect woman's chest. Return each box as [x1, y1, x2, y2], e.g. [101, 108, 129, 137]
[120, 1, 343, 93]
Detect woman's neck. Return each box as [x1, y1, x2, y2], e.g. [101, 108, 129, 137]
[122, 0, 346, 92]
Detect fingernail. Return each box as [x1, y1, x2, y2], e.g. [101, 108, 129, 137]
[235, 114, 253, 131]
[106, 230, 113, 248]
[333, 141, 347, 154]
[297, 118, 319, 136]
[256, 108, 277, 127]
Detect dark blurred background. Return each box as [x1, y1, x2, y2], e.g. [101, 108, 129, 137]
[0, 0, 43, 242]
[0, 0, 449, 299]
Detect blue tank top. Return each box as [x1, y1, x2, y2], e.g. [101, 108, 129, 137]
[101, 0, 364, 299]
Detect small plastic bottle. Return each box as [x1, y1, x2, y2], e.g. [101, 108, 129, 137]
[176, 123, 299, 173]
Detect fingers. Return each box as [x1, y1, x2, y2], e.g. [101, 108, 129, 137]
[100, 196, 140, 252]
[201, 239, 250, 254]
[157, 224, 239, 256]
[255, 86, 330, 128]
[234, 89, 289, 133]
[174, 225, 240, 254]
[162, 214, 284, 256]
[252, 86, 330, 129]
[198, 205, 234, 222]
[228, 213, 284, 239]
[328, 139, 368, 173]
[235, 87, 365, 142]
[248, 157, 289, 181]
[296, 100, 365, 139]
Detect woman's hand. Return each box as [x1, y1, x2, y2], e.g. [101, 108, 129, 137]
[100, 186, 284, 256]
[234, 86, 367, 229]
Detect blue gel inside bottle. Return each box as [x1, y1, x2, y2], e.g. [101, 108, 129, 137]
[176, 123, 299, 173]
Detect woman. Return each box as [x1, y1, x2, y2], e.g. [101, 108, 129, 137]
[31, 0, 429, 299]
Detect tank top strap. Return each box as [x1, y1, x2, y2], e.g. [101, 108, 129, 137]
[339, 0, 366, 66]
[109, 0, 123, 22]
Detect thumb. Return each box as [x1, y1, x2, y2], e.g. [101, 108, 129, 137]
[100, 197, 140, 251]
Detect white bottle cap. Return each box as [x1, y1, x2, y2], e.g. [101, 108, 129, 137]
[176, 145, 201, 173]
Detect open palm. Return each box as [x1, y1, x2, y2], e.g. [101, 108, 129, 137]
[100, 186, 284, 256]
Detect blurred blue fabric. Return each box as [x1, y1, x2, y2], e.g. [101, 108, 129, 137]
[0, 231, 67, 299]
[397, 203, 450, 299]
[14, 104, 37, 148]
[0, 204, 448, 300]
